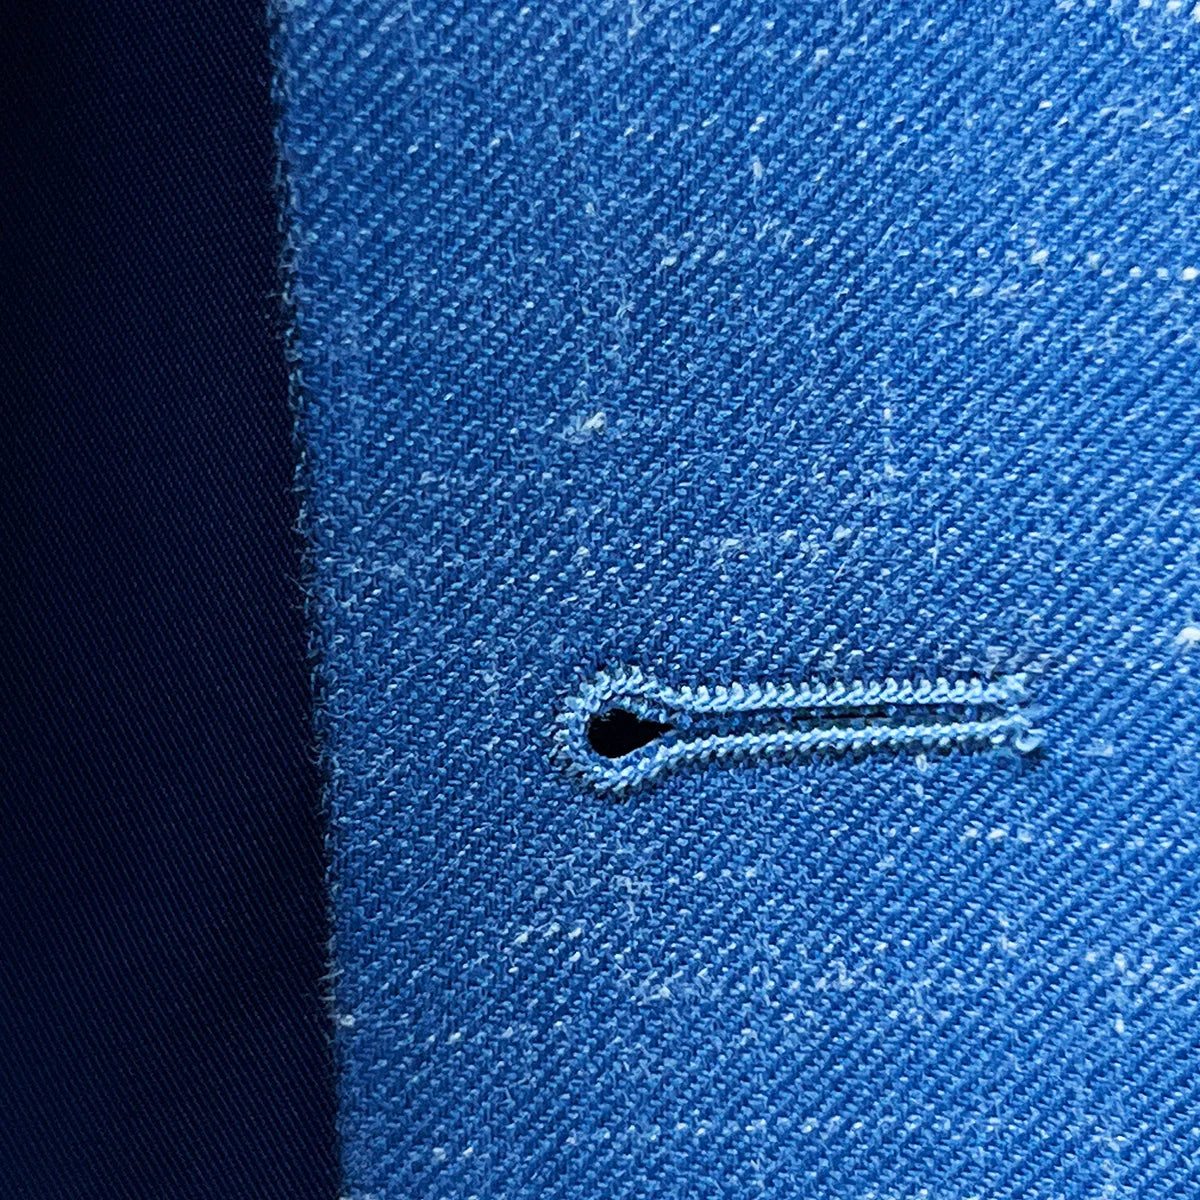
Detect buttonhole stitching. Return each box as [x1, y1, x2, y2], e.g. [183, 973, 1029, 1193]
[556, 667, 1042, 793]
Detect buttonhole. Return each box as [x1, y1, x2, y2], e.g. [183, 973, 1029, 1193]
[586, 708, 673, 759]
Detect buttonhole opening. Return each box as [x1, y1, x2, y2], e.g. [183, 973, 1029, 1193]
[586, 708, 673, 759]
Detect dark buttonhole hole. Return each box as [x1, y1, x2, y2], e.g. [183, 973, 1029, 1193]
[587, 708, 673, 759]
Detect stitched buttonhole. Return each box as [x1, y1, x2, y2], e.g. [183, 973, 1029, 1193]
[586, 708, 672, 759]
[559, 668, 1040, 792]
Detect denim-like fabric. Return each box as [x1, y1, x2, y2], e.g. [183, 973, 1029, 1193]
[277, 3, 1200, 1196]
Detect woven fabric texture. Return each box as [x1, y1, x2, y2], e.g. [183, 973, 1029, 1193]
[276, 3, 1200, 1196]
[4, 4, 336, 1196]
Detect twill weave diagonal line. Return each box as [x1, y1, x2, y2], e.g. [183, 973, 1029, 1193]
[276, 2, 1200, 1196]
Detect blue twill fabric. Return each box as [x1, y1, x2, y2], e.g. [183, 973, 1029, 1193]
[275, 3, 1200, 1196]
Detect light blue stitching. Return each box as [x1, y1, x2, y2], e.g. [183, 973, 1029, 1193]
[557, 667, 1041, 793]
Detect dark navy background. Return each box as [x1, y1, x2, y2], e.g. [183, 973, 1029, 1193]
[3, 3, 337, 1196]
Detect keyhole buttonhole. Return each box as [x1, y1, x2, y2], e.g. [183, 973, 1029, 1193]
[586, 708, 673, 759]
